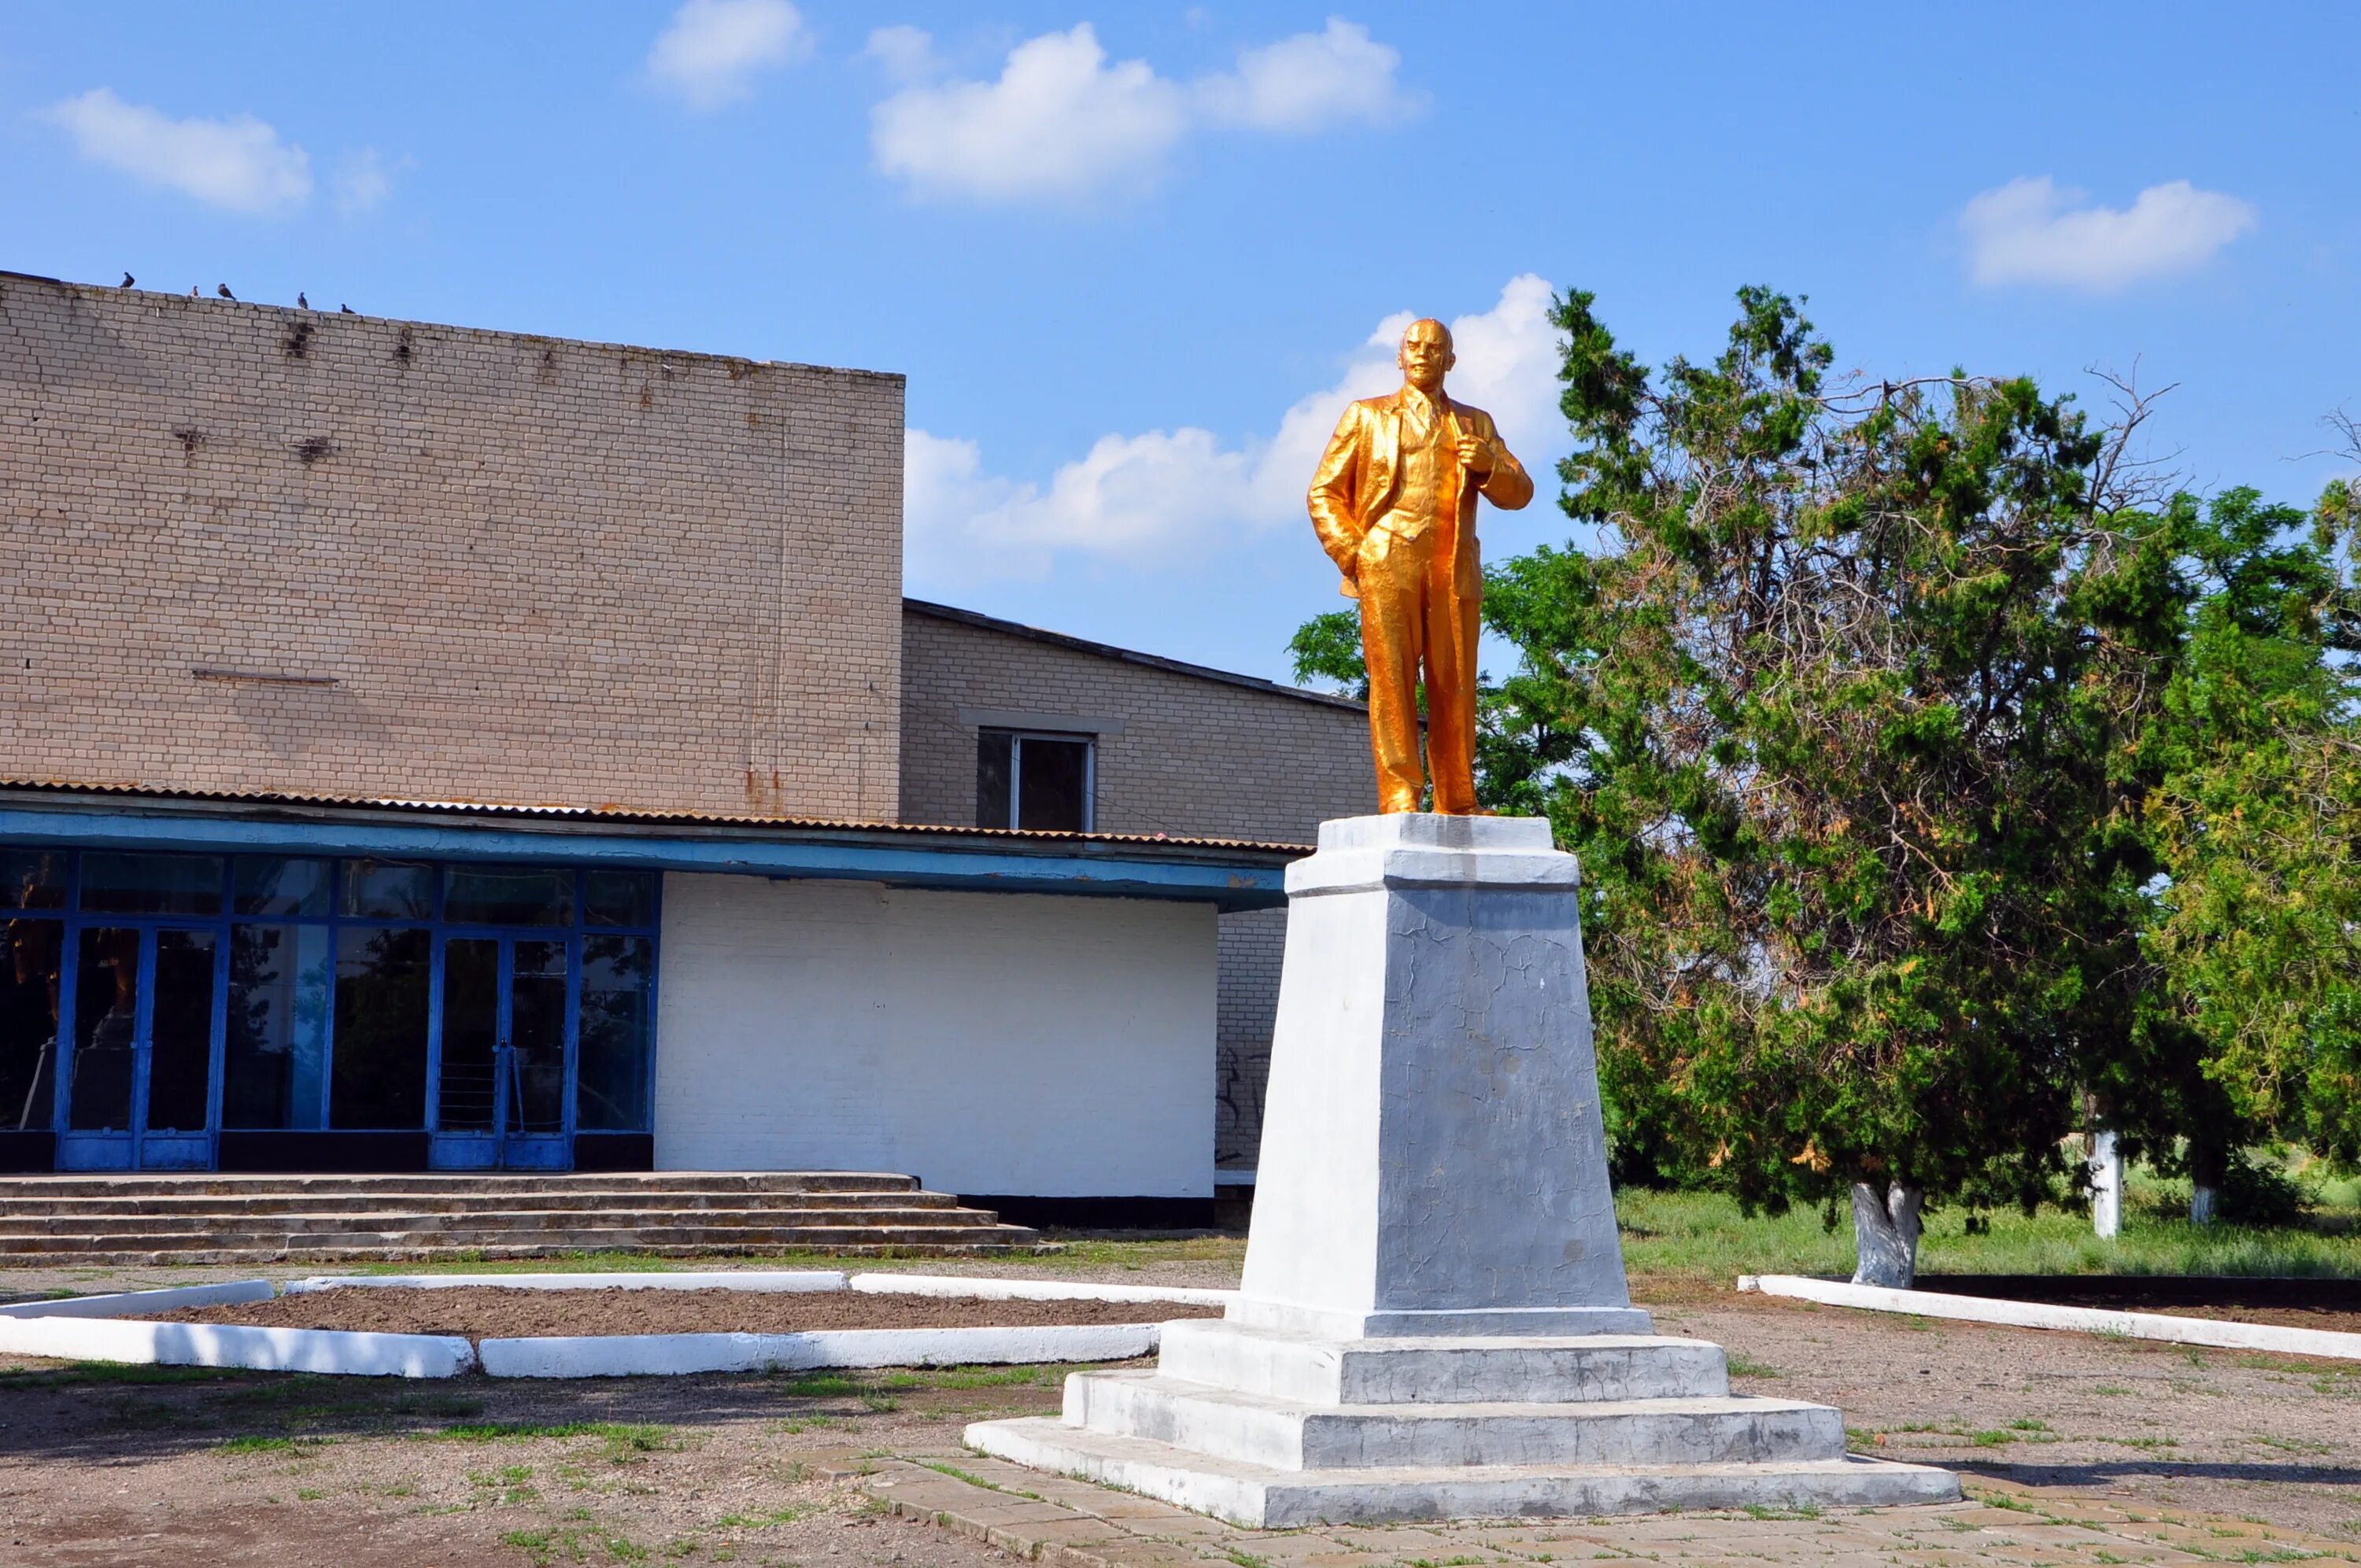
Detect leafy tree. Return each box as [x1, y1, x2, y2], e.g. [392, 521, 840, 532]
[1469, 286, 2172, 1284]
[2120, 485, 2361, 1208]
[1288, 609, 1368, 699]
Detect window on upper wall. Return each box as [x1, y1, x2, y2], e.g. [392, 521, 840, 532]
[976, 729, 1096, 832]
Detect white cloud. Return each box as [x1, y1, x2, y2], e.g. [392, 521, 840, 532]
[332, 147, 393, 217]
[863, 24, 940, 85]
[1195, 18, 1417, 131]
[648, 0, 813, 110]
[1962, 176, 2257, 291]
[870, 17, 1417, 204]
[907, 275, 1562, 584]
[872, 24, 1189, 203]
[41, 89, 311, 216]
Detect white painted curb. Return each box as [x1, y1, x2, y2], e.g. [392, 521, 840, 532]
[0, 1315, 475, 1377]
[849, 1273, 1233, 1308]
[286, 1271, 847, 1295]
[0, 1279, 277, 1319]
[1738, 1274, 2361, 1363]
[480, 1321, 1164, 1378]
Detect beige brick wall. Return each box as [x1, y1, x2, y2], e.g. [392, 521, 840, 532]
[899, 603, 1371, 1166]
[0, 275, 903, 821]
[899, 606, 1370, 843]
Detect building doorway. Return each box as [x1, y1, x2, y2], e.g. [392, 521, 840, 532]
[430, 934, 571, 1171]
[56, 924, 220, 1170]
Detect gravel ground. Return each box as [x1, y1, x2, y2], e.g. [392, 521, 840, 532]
[1657, 1293, 2361, 1541]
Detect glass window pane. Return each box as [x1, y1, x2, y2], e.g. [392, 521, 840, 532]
[976, 731, 1014, 828]
[0, 849, 70, 911]
[331, 927, 430, 1128]
[436, 939, 499, 1133]
[224, 925, 331, 1129]
[512, 939, 568, 1134]
[68, 928, 139, 1131]
[577, 935, 652, 1132]
[1016, 736, 1092, 832]
[1, 913, 63, 1130]
[342, 859, 434, 921]
[146, 929, 216, 1133]
[584, 870, 657, 928]
[445, 865, 573, 927]
[79, 852, 224, 916]
[235, 858, 331, 917]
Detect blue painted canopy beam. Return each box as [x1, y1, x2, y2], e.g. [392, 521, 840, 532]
[0, 799, 1294, 911]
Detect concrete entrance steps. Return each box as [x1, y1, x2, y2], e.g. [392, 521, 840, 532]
[966, 1319, 1957, 1526]
[0, 1171, 1041, 1264]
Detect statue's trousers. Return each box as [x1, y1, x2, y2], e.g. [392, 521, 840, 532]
[1356, 517, 1480, 815]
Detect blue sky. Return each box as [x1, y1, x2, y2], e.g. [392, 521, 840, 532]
[6, 2, 2356, 682]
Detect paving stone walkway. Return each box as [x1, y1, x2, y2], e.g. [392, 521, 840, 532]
[856, 1449, 2360, 1567]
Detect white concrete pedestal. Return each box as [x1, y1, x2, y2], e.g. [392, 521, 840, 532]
[968, 815, 1956, 1526]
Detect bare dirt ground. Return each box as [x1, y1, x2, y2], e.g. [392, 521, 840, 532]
[1657, 1293, 2361, 1542]
[139, 1287, 1223, 1339]
[0, 1358, 1070, 1566]
[2, 1258, 2357, 1564]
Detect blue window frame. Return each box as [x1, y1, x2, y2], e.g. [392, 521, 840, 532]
[0, 848, 660, 1170]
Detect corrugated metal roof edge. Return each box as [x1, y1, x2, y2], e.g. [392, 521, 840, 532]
[0, 778, 1312, 859]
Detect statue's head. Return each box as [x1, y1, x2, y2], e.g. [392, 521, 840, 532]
[1398, 318, 1454, 393]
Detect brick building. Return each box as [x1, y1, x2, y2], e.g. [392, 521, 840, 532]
[0, 272, 1367, 1208]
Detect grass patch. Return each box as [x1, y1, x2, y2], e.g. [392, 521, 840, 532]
[356, 1249, 677, 1276]
[499, 1524, 649, 1565]
[1613, 1186, 2361, 1286]
[872, 1364, 1058, 1390]
[427, 1421, 685, 1465]
[715, 1507, 807, 1528]
[215, 1433, 324, 1455]
[1724, 1352, 1780, 1378]
[774, 1373, 866, 1398]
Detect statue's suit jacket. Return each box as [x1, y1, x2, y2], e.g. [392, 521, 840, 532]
[1306, 389, 1534, 600]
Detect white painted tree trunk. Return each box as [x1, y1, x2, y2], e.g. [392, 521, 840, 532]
[1849, 1181, 1924, 1288]
[2190, 1182, 2219, 1226]
[2088, 1131, 2123, 1239]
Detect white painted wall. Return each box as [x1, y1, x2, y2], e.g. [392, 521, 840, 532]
[652, 875, 1216, 1196]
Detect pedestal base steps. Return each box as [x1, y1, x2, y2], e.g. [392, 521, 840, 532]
[964, 1318, 1958, 1528]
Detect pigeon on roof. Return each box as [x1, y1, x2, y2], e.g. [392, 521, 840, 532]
[120, 272, 134, 289]
[340, 304, 356, 315]
[216, 284, 235, 301]
[297, 292, 309, 309]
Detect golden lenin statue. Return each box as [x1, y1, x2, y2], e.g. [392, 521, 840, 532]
[1308, 319, 1533, 814]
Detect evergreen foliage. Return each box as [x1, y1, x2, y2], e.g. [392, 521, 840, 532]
[1472, 286, 2175, 1234]
[2125, 487, 2361, 1180]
